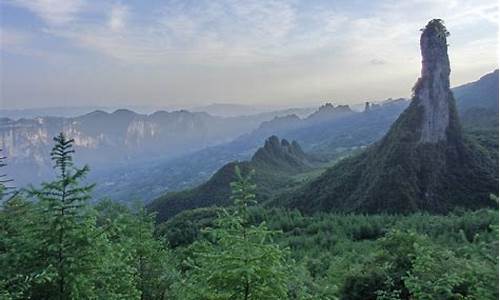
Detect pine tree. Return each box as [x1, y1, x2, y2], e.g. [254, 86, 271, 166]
[29, 133, 97, 299]
[179, 166, 292, 299]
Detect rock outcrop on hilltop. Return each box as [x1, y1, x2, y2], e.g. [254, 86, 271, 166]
[251, 135, 312, 172]
[279, 19, 498, 214]
[149, 136, 316, 222]
[306, 103, 354, 123]
[413, 20, 454, 143]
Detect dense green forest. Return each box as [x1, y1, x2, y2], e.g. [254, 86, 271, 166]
[1, 134, 498, 299]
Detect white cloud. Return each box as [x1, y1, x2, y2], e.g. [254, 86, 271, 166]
[108, 3, 128, 31]
[7, 0, 84, 25]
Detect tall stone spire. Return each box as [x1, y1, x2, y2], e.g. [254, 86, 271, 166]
[282, 19, 498, 215]
[413, 19, 453, 143]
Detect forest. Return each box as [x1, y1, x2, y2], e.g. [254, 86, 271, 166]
[0, 134, 497, 299]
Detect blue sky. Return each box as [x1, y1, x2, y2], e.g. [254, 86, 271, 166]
[1, 0, 498, 109]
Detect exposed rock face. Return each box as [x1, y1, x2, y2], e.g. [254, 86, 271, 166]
[251, 135, 311, 172]
[0, 110, 275, 186]
[414, 20, 452, 143]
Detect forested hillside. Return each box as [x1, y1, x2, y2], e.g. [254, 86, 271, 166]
[1, 134, 497, 299]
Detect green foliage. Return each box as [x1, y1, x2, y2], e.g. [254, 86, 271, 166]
[164, 206, 498, 299]
[0, 133, 177, 299]
[26, 133, 98, 299]
[0, 196, 53, 299]
[1, 131, 498, 299]
[177, 167, 295, 299]
[95, 200, 178, 299]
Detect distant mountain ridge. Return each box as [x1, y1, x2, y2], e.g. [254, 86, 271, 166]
[94, 99, 409, 201]
[94, 69, 497, 203]
[191, 103, 316, 118]
[1, 108, 307, 187]
[2, 66, 496, 203]
[454, 69, 499, 113]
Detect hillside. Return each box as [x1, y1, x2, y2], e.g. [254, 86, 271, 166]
[148, 136, 320, 222]
[278, 20, 498, 214]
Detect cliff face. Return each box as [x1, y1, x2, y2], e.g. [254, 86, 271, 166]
[0, 110, 267, 186]
[414, 20, 453, 143]
[280, 19, 498, 214]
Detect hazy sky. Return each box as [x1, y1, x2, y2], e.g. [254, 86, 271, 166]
[0, 0, 498, 109]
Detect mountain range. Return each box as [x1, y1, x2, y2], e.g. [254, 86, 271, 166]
[0, 107, 313, 188]
[148, 21, 498, 221]
[93, 67, 497, 203]
[1, 66, 497, 204]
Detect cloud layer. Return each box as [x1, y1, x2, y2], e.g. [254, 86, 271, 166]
[1, 0, 498, 109]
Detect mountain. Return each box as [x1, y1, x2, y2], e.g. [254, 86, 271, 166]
[5, 70, 496, 203]
[306, 103, 354, 123]
[0, 109, 288, 187]
[191, 103, 315, 118]
[148, 136, 319, 222]
[95, 74, 494, 203]
[94, 100, 408, 202]
[453, 69, 499, 113]
[278, 20, 498, 214]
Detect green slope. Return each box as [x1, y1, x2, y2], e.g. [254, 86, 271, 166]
[148, 136, 326, 222]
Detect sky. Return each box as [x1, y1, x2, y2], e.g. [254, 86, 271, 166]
[0, 0, 498, 110]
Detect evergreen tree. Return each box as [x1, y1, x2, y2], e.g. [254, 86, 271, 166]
[0, 149, 51, 299]
[178, 166, 292, 299]
[29, 133, 97, 299]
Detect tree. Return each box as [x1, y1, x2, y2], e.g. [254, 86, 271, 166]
[29, 133, 97, 299]
[95, 200, 178, 299]
[0, 149, 53, 299]
[178, 166, 292, 299]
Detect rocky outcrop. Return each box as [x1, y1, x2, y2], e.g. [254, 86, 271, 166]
[306, 103, 353, 123]
[279, 19, 498, 215]
[413, 19, 453, 143]
[251, 136, 312, 172]
[149, 136, 315, 222]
